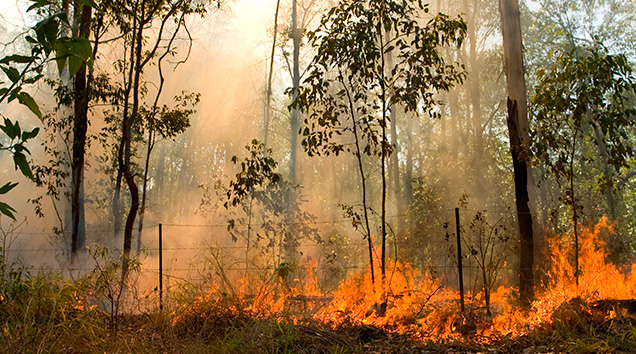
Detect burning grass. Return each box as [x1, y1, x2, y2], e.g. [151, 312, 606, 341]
[3, 218, 636, 353]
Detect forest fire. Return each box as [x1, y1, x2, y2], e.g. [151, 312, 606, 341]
[2, 0, 636, 351]
[170, 218, 636, 346]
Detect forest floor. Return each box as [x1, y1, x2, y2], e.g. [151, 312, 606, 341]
[5, 297, 636, 353]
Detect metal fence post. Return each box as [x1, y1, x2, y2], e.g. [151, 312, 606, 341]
[159, 223, 163, 311]
[455, 208, 465, 313]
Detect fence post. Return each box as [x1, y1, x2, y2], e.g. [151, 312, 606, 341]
[455, 208, 465, 313]
[159, 223, 163, 311]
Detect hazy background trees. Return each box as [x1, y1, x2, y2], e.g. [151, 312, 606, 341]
[1, 0, 636, 308]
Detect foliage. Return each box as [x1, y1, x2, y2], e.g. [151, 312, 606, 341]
[294, 0, 466, 158]
[82, 244, 142, 329]
[0, 254, 106, 353]
[292, 0, 466, 283]
[225, 139, 281, 209]
[0, 119, 38, 219]
[0, 0, 95, 220]
[532, 45, 636, 227]
[463, 210, 515, 315]
[224, 139, 321, 267]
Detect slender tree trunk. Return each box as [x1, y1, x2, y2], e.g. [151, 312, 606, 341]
[113, 141, 124, 236]
[481, 263, 491, 316]
[569, 121, 581, 287]
[386, 46, 403, 233]
[591, 123, 616, 220]
[137, 128, 154, 253]
[284, 0, 301, 263]
[70, 2, 92, 259]
[404, 114, 413, 205]
[342, 74, 375, 286]
[289, 0, 300, 185]
[379, 9, 388, 315]
[263, 0, 281, 147]
[121, 0, 146, 278]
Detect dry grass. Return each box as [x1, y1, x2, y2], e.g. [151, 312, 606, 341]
[3, 284, 636, 353]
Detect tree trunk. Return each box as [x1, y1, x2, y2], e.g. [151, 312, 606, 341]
[386, 47, 403, 233]
[342, 76, 375, 286]
[591, 123, 616, 220]
[121, 1, 145, 278]
[403, 113, 413, 205]
[284, 0, 301, 263]
[137, 128, 154, 254]
[289, 0, 300, 185]
[70, 2, 92, 259]
[505, 99, 534, 307]
[263, 0, 281, 147]
[500, 0, 535, 307]
[113, 141, 124, 236]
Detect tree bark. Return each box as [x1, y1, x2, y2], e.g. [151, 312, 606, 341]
[506, 99, 534, 307]
[386, 47, 403, 234]
[500, 0, 535, 307]
[70, 2, 92, 259]
[284, 0, 301, 263]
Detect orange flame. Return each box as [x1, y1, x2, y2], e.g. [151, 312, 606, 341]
[172, 218, 636, 342]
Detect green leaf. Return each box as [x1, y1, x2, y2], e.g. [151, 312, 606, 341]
[35, 15, 59, 53]
[13, 152, 34, 181]
[17, 92, 42, 121]
[0, 201, 17, 220]
[1, 65, 21, 83]
[0, 55, 33, 64]
[55, 37, 93, 77]
[0, 118, 19, 139]
[0, 182, 18, 195]
[7, 87, 21, 103]
[27, 0, 53, 12]
[21, 127, 39, 141]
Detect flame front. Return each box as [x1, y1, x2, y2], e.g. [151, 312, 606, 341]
[172, 217, 636, 343]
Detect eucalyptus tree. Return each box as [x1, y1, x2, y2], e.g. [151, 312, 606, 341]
[293, 0, 466, 307]
[500, 0, 535, 307]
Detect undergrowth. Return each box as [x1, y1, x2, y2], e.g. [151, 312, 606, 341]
[1, 246, 636, 353]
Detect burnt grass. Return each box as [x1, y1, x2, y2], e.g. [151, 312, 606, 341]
[5, 297, 636, 353]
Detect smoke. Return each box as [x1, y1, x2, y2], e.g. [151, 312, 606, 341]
[0, 0, 532, 298]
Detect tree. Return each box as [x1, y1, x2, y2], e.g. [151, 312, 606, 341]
[1, 0, 94, 222]
[532, 45, 636, 285]
[136, 92, 198, 252]
[293, 0, 466, 308]
[224, 140, 321, 275]
[68, 0, 98, 258]
[464, 210, 515, 316]
[499, 0, 535, 307]
[101, 0, 207, 278]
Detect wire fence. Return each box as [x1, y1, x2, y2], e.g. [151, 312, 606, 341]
[0, 207, 528, 305]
